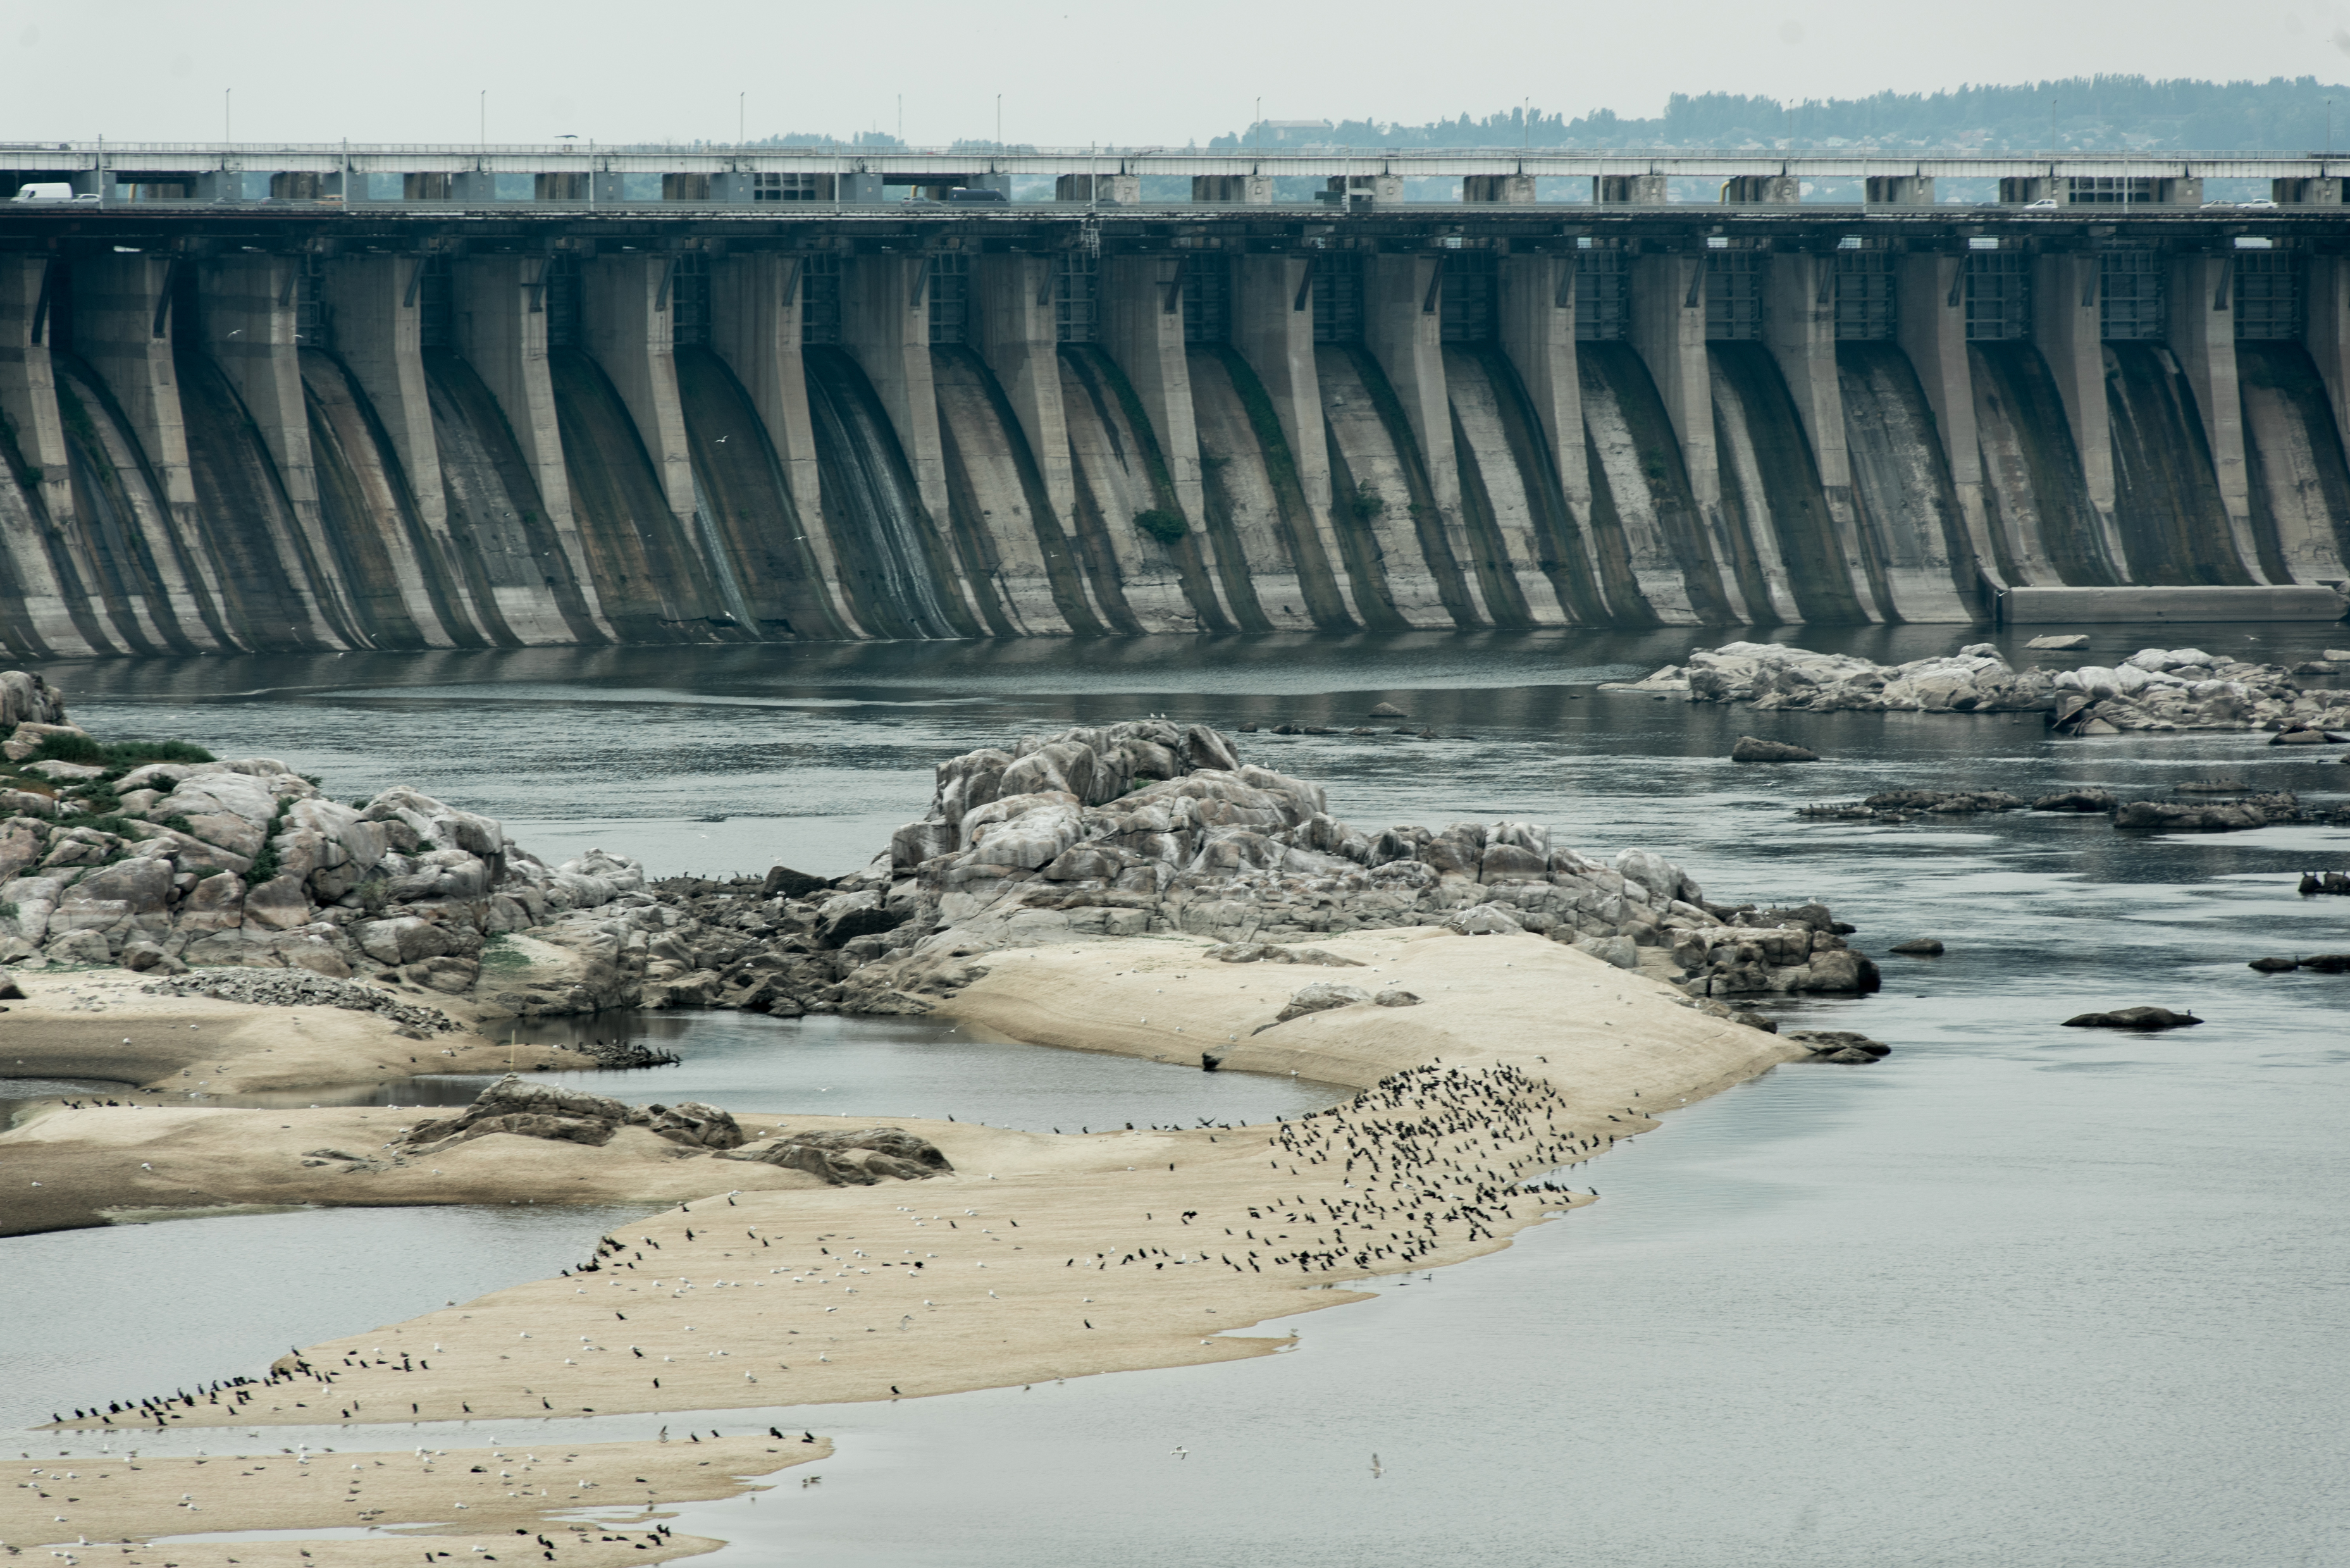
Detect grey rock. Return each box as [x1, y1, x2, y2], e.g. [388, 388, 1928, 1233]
[1731, 735, 1820, 762]
[1889, 938, 1945, 956]
[1373, 988, 1422, 1007]
[1274, 982, 1373, 1022]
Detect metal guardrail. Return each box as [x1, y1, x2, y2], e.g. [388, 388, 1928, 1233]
[4, 141, 2342, 181]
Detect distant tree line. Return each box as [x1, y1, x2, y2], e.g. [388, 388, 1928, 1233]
[1210, 76, 2350, 152]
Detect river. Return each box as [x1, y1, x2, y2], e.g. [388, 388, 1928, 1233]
[8, 623, 2347, 1564]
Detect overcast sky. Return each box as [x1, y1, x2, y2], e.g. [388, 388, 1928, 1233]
[5, 0, 2346, 147]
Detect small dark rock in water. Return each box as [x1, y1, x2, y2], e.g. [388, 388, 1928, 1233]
[1731, 735, 1819, 763]
[1271, 722, 1301, 736]
[1864, 789, 2024, 814]
[2247, 956, 2299, 973]
[1368, 701, 1409, 719]
[2268, 725, 2348, 746]
[1728, 1010, 1778, 1034]
[1889, 938, 1945, 956]
[1786, 1029, 1891, 1063]
[1235, 720, 1259, 733]
[2034, 789, 2118, 813]
[2173, 779, 2248, 795]
[1350, 727, 1377, 736]
[2062, 1006, 2203, 1030]
[2301, 954, 2350, 975]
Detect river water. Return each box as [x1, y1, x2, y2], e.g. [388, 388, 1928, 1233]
[9, 624, 2349, 1564]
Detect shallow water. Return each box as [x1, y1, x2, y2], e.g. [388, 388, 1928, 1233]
[11, 625, 2350, 1560]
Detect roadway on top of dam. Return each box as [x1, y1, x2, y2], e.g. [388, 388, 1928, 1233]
[6, 140, 2348, 180]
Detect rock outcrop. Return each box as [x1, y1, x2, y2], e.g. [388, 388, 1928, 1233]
[724, 1127, 954, 1185]
[397, 1075, 745, 1154]
[1609, 641, 2350, 736]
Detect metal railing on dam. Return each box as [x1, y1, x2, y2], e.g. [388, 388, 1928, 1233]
[0, 179, 2343, 656]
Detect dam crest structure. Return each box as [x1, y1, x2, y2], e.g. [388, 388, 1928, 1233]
[1, 142, 2347, 654]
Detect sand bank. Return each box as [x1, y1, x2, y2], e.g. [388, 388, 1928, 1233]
[89, 927, 1802, 1436]
[0, 1433, 824, 1567]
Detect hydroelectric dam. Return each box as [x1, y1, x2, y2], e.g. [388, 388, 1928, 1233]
[2, 142, 2346, 655]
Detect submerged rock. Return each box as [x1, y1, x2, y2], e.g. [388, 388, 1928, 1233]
[1731, 736, 1819, 762]
[1889, 938, 1945, 956]
[1785, 1029, 1892, 1063]
[2062, 1006, 2203, 1030]
[2033, 789, 2118, 813]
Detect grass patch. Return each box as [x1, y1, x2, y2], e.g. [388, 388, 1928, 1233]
[1133, 508, 1189, 545]
[479, 934, 533, 971]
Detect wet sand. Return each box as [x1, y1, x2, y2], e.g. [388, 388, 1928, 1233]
[0, 1433, 823, 1567]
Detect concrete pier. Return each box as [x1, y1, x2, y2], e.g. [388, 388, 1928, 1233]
[0, 255, 93, 653]
[1896, 250, 2001, 591]
[2167, 250, 2265, 581]
[1762, 247, 1882, 617]
[1362, 252, 1485, 622]
[2030, 250, 2123, 571]
[452, 254, 616, 638]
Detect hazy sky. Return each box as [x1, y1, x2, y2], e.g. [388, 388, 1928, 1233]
[4, 0, 2346, 147]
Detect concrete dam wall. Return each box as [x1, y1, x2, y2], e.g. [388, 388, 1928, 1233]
[1, 237, 2346, 655]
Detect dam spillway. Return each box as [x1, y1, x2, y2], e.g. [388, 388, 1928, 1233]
[2, 149, 2347, 652]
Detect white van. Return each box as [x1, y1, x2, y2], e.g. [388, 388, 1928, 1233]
[11, 183, 97, 202]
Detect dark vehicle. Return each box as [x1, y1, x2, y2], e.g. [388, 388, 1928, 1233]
[945, 186, 1008, 203]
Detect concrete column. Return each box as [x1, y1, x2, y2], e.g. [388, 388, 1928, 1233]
[2158, 178, 2203, 206]
[1895, 251, 2000, 586]
[2167, 251, 2264, 581]
[841, 252, 949, 525]
[2031, 252, 2124, 569]
[838, 252, 991, 624]
[2306, 254, 2350, 472]
[1363, 252, 1483, 621]
[1496, 251, 1592, 519]
[709, 251, 862, 630]
[973, 250, 1118, 626]
[1627, 251, 1717, 514]
[1595, 175, 1667, 204]
[453, 253, 615, 636]
[2275, 178, 2344, 206]
[1192, 175, 1271, 204]
[1763, 249, 1881, 615]
[974, 252, 1075, 522]
[0, 256, 94, 651]
[321, 254, 446, 538]
[70, 253, 241, 639]
[1098, 253, 1208, 529]
[197, 254, 359, 640]
[1463, 175, 1536, 204]
[581, 253, 696, 529]
[1865, 176, 1936, 206]
[838, 173, 885, 204]
[1721, 176, 1799, 204]
[1057, 173, 1139, 204]
[1231, 252, 1359, 622]
[448, 172, 497, 202]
